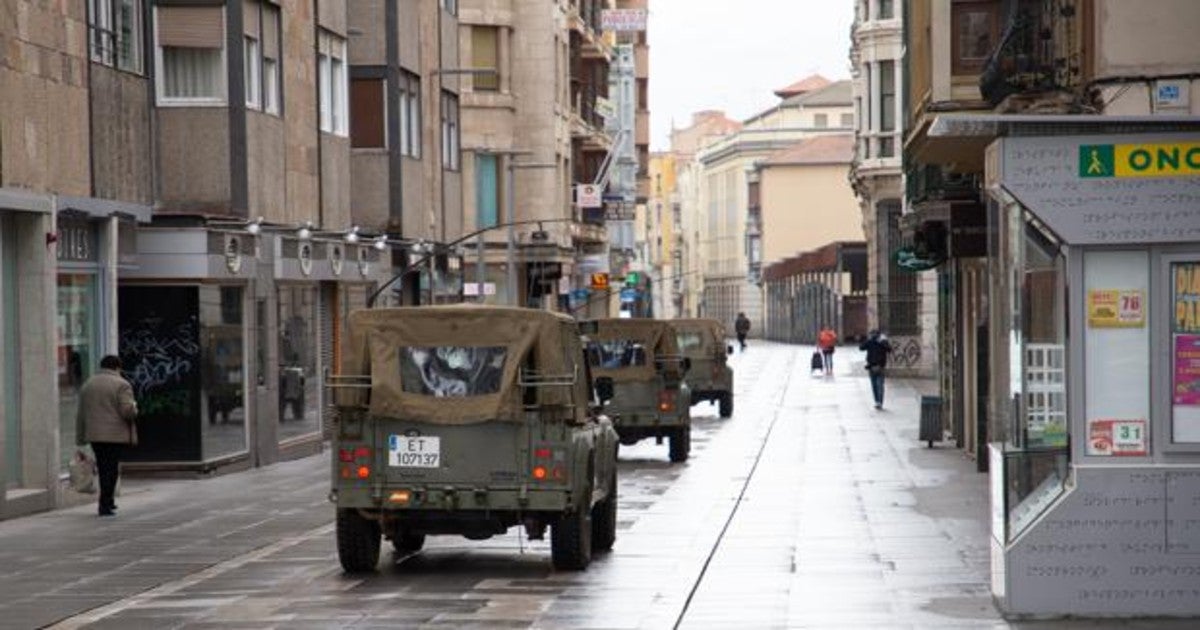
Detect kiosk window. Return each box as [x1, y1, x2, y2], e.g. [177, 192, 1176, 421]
[1172, 262, 1200, 443]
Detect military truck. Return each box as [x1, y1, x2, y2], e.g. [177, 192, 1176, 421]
[328, 306, 619, 573]
[671, 319, 734, 418]
[583, 318, 692, 462]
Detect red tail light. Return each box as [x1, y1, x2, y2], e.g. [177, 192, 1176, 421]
[357, 465, 371, 479]
[534, 448, 553, 459]
[532, 465, 548, 480]
[353, 446, 371, 459]
[658, 390, 676, 412]
[339, 449, 354, 462]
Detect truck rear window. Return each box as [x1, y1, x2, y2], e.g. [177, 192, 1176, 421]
[400, 346, 507, 397]
[586, 340, 647, 368]
[676, 331, 704, 353]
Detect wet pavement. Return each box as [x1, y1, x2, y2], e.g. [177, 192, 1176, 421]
[1, 342, 1192, 629]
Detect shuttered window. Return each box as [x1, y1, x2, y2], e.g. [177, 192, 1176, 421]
[471, 26, 499, 91]
[350, 78, 386, 148]
[156, 5, 226, 103]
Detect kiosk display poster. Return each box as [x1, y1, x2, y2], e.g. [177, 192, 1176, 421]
[1174, 263, 1200, 442]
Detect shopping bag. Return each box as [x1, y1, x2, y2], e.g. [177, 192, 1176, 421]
[69, 448, 97, 494]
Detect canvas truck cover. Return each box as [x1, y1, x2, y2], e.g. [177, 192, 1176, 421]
[342, 306, 576, 425]
[670, 318, 726, 358]
[586, 318, 683, 383]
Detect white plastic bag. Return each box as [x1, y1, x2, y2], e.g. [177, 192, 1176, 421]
[69, 448, 97, 494]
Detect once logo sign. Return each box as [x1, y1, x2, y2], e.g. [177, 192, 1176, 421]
[1079, 142, 1200, 179]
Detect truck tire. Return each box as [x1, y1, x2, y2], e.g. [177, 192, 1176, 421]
[669, 426, 690, 463]
[336, 508, 380, 573]
[591, 470, 617, 552]
[391, 531, 426, 555]
[551, 501, 593, 570]
[719, 392, 733, 418]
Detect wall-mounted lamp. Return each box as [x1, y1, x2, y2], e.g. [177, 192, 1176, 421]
[297, 221, 313, 241]
[372, 235, 389, 252]
[246, 216, 265, 236]
[344, 226, 360, 244]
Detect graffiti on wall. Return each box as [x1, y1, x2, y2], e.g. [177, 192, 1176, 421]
[889, 335, 924, 370]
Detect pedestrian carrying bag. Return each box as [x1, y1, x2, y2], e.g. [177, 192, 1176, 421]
[69, 448, 97, 494]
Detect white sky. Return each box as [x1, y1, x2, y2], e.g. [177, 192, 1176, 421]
[647, 0, 855, 150]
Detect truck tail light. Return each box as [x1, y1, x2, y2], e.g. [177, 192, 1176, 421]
[338, 448, 354, 462]
[659, 390, 676, 412]
[532, 465, 548, 480]
[534, 447, 553, 459]
[353, 446, 372, 459]
[356, 465, 371, 479]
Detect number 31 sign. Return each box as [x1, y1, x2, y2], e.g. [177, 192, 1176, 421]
[1087, 419, 1147, 456]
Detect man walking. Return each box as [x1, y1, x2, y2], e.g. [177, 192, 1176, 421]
[76, 355, 138, 516]
[859, 330, 893, 409]
[734, 312, 751, 351]
[817, 326, 838, 376]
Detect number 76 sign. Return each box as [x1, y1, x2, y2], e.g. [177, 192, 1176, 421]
[1087, 419, 1147, 456]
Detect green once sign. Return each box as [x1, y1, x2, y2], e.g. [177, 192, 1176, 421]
[1079, 144, 1114, 178]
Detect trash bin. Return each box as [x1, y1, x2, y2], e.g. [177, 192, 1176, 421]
[919, 395, 942, 448]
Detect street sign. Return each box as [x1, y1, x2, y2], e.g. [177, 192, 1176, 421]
[619, 288, 639, 302]
[463, 282, 496, 296]
[576, 184, 602, 209]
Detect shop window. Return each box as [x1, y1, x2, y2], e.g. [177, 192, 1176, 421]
[58, 274, 98, 470]
[278, 285, 320, 442]
[951, 1, 1000, 75]
[201, 285, 248, 459]
[1172, 261, 1200, 443]
[155, 5, 226, 104]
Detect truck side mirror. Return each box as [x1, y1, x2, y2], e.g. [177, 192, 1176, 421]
[594, 376, 615, 404]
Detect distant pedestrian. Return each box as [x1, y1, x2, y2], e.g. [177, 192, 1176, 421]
[859, 330, 893, 409]
[734, 313, 751, 351]
[76, 355, 138, 517]
[817, 326, 838, 375]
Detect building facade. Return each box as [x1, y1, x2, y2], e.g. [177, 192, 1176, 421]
[904, 0, 1200, 616]
[693, 78, 852, 334]
[850, 0, 936, 376]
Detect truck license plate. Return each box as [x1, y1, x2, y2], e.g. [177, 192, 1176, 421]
[388, 435, 440, 468]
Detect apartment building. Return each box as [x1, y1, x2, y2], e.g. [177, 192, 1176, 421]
[3, 0, 462, 519]
[849, 0, 935, 377]
[637, 152, 675, 318]
[457, 0, 615, 315]
[693, 77, 852, 334]
[669, 110, 742, 318]
[903, 0, 1200, 616]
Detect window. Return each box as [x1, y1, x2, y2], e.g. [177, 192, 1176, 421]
[399, 72, 421, 157]
[262, 4, 281, 114]
[475, 153, 500, 228]
[840, 112, 854, 128]
[156, 5, 226, 104]
[401, 347, 506, 397]
[441, 91, 460, 170]
[471, 26, 500, 91]
[1172, 261, 1200, 443]
[952, 1, 1000, 75]
[879, 60, 896, 132]
[318, 31, 349, 136]
[440, 0, 457, 16]
[814, 113, 828, 128]
[586, 340, 648, 369]
[350, 78, 386, 148]
[90, 0, 143, 73]
[244, 36, 261, 109]
[877, 0, 894, 19]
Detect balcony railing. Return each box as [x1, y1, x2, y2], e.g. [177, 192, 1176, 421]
[979, 0, 1083, 108]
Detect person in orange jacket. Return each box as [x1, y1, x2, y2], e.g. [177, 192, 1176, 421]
[817, 327, 838, 375]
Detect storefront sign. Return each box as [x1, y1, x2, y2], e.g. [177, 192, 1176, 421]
[1080, 142, 1200, 179]
[1086, 289, 1144, 328]
[1177, 263, 1200, 334]
[1087, 419, 1148, 456]
[1175, 335, 1200, 406]
[600, 8, 647, 31]
[996, 134, 1200, 245]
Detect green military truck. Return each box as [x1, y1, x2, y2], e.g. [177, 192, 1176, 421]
[584, 318, 692, 462]
[671, 318, 734, 418]
[329, 306, 620, 572]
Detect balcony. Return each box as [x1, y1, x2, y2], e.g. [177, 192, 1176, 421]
[570, 218, 607, 245]
[979, 0, 1084, 109]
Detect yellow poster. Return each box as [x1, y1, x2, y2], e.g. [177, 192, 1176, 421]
[1088, 289, 1145, 328]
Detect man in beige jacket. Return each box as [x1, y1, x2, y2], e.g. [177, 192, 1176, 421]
[76, 355, 138, 516]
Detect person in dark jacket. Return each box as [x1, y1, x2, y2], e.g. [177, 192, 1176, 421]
[859, 330, 893, 409]
[76, 355, 138, 516]
[734, 313, 750, 351]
